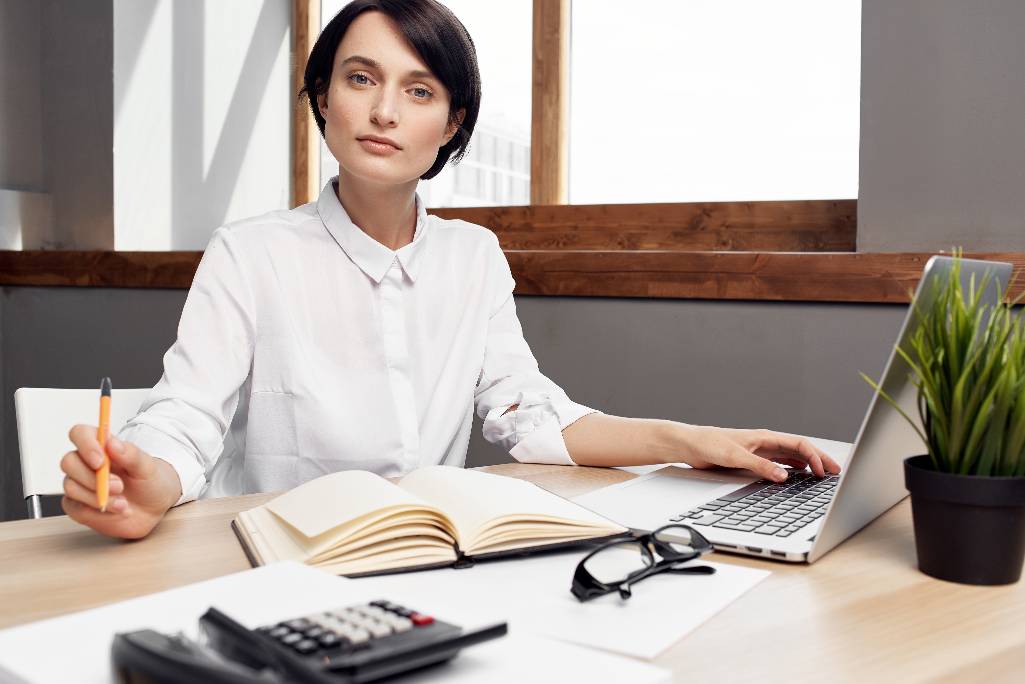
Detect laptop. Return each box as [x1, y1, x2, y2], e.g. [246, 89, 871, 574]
[573, 256, 1013, 563]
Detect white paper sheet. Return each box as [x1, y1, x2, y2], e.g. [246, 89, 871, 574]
[0, 561, 670, 684]
[350, 550, 770, 660]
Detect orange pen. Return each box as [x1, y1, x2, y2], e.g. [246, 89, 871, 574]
[96, 377, 112, 511]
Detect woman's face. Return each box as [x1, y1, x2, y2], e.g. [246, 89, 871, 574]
[318, 11, 462, 186]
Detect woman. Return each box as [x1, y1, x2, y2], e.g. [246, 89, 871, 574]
[60, 0, 840, 540]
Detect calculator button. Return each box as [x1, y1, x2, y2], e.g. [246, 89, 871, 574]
[390, 617, 413, 633]
[346, 615, 372, 630]
[303, 626, 325, 639]
[366, 622, 392, 638]
[348, 628, 371, 644]
[281, 632, 303, 646]
[335, 624, 358, 638]
[284, 618, 314, 632]
[318, 633, 343, 649]
[293, 639, 319, 655]
[268, 626, 290, 639]
[327, 618, 351, 632]
[409, 613, 434, 627]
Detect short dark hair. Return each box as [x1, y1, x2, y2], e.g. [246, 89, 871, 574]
[300, 0, 481, 180]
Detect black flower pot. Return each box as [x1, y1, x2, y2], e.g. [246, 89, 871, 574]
[904, 455, 1025, 585]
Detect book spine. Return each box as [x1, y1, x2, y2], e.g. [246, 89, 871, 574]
[452, 544, 475, 569]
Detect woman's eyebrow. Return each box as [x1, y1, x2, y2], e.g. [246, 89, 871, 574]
[339, 55, 435, 81]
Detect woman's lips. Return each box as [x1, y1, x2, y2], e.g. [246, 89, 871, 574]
[358, 138, 401, 155]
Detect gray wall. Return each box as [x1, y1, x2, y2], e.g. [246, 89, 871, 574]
[1, 286, 185, 520]
[0, 286, 906, 522]
[859, 0, 1025, 252]
[0, 0, 46, 193]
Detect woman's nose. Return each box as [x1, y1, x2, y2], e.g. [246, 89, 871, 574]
[370, 88, 400, 128]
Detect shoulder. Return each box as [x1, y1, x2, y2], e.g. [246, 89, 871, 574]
[212, 203, 324, 250]
[427, 214, 503, 255]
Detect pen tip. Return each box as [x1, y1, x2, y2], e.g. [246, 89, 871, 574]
[101, 377, 112, 395]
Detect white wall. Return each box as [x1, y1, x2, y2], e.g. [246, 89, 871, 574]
[113, 0, 291, 250]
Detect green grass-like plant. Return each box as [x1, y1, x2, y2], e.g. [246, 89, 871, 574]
[861, 255, 1025, 477]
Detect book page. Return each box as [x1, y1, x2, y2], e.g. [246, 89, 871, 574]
[265, 470, 437, 538]
[398, 466, 626, 552]
[309, 523, 455, 564]
[317, 545, 456, 576]
[236, 507, 309, 564]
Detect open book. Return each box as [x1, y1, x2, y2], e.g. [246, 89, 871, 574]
[232, 466, 629, 576]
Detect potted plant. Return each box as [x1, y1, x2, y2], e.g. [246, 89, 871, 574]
[863, 255, 1025, 585]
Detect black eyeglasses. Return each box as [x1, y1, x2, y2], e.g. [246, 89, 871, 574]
[571, 524, 716, 602]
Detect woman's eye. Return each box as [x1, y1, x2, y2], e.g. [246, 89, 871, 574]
[348, 73, 371, 85]
[412, 87, 432, 99]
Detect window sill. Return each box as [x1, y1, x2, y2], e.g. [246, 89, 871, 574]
[1, 249, 1021, 304]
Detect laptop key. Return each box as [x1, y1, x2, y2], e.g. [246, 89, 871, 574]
[688, 514, 723, 526]
[717, 482, 772, 502]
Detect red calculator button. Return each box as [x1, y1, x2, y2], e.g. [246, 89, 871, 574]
[409, 613, 434, 626]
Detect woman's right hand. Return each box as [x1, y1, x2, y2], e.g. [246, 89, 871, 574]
[60, 425, 183, 539]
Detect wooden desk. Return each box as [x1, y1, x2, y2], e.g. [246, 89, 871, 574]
[2, 463, 1023, 682]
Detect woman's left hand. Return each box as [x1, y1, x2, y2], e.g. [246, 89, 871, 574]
[674, 425, 842, 483]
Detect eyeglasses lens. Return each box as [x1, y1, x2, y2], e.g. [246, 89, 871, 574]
[653, 526, 705, 556]
[582, 542, 652, 584]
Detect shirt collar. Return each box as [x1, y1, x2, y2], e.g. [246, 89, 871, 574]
[317, 177, 430, 284]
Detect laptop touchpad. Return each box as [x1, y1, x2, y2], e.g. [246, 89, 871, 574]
[573, 467, 744, 531]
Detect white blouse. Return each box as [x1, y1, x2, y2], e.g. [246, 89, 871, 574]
[118, 179, 597, 505]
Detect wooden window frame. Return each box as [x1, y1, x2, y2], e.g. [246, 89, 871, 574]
[291, 0, 571, 206]
[291, 0, 856, 246]
[5, 2, 1022, 304]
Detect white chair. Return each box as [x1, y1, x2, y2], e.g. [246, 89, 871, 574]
[14, 387, 151, 518]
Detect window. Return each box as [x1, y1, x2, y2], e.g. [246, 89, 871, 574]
[568, 0, 861, 204]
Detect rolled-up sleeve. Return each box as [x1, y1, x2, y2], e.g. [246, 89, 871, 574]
[474, 235, 598, 465]
[117, 227, 256, 505]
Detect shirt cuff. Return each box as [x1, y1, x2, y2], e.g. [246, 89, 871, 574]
[485, 391, 599, 466]
[116, 423, 208, 506]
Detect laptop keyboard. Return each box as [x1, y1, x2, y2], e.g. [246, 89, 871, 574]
[672, 471, 839, 537]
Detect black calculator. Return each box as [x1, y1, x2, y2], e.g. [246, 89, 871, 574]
[111, 600, 508, 684]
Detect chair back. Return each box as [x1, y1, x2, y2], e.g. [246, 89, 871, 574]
[15, 387, 151, 500]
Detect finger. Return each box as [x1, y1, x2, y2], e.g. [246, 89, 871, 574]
[106, 437, 152, 479]
[721, 443, 789, 482]
[63, 476, 124, 507]
[756, 454, 809, 471]
[60, 450, 99, 490]
[755, 431, 829, 477]
[786, 436, 841, 475]
[819, 451, 842, 474]
[68, 424, 105, 469]
[61, 496, 128, 525]
[61, 450, 126, 491]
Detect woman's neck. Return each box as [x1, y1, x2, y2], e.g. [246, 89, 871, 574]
[335, 169, 419, 251]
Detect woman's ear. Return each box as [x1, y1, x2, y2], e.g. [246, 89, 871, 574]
[316, 80, 329, 119]
[444, 108, 467, 144]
